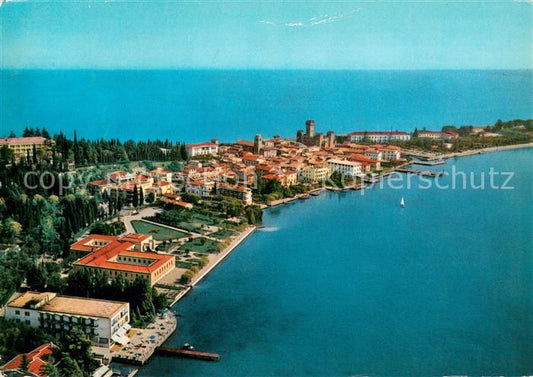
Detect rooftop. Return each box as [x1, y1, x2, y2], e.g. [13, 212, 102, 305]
[186, 142, 217, 148]
[0, 137, 48, 146]
[1, 343, 56, 377]
[7, 292, 127, 318]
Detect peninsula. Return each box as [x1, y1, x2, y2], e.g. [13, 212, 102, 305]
[0, 118, 531, 373]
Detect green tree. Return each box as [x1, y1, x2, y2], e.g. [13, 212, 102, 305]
[132, 185, 139, 207]
[180, 143, 188, 161]
[139, 187, 144, 206]
[20, 353, 30, 371]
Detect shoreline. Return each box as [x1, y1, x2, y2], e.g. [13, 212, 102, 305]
[168, 225, 257, 306]
[440, 142, 533, 159]
[168, 142, 533, 307]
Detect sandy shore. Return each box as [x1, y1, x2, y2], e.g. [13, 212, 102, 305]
[169, 225, 256, 306]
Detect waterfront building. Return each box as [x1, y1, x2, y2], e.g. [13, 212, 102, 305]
[298, 164, 330, 183]
[217, 183, 253, 205]
[186, 142, 219, 157]
[0, 137, 53, 162]
[72, 234, 175, 286]
[379, 145, 402, 161]
[5, 292, 130, 348]
[185, 180, 215, 197]
[327, 159, 363, 177]
[349, 154, 381, 172]
[0, 343, 56, 377]
[417, 131, 459, 140]
[346, 131, 411, 143]
[364, 149, 383, 161]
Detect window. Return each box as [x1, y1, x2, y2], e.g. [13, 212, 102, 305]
[15, 310, 20, 315]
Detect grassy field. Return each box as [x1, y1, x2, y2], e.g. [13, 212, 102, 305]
[211, 228, 235, 239]
[131, 220, 189, 241]
[178, 237, 220, 253]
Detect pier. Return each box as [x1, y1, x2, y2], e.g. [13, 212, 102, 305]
[156, 347, 220, 361]
[410, 159, 445, 166]
[395, 168, 445, 177]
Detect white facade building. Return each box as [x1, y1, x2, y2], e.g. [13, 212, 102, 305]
[5, 292, 130, 348]
[185, 180, 214, 197]
[327, 159, 363, 177]
[186, 142, 219, 157]
[347, 131, 411, 143]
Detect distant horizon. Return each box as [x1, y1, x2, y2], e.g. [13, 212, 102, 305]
[2, 68, 533, 72]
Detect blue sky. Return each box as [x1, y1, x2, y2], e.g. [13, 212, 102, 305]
[1, 0, 531, 69]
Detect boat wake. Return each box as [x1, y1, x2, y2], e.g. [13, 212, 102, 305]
[259, 226, 279, 232]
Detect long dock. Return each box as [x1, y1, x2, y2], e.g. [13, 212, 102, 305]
[410, 159, 445, 166]
[156, 347, 220, 361]
[396, 168, 444, 177]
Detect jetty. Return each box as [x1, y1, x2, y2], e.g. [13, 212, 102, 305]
[396, 168, 445, 177]
[410, 159, 445, 166]
[156, 347, 220, 361]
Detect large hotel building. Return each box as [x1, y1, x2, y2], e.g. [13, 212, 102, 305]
[5, 291, 130, 348]
[71, 234, 175, 286]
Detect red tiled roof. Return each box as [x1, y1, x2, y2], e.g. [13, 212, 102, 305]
[153, 181, 172, 186]
[1, 343, 56, 377]
[186, 142, 217, 148]
[74, 238, 174, 274]
[71, 234, 117, 252]
[349, 154, 379, 164]
[261, 174, 282, 181]
[89, 179, 111, 186]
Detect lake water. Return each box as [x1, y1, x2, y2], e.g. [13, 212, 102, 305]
[1, 70, 532, 142]
[137, 148, 532, 376]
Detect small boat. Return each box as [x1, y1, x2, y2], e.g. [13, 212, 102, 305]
[182, 343, 195, 351]
[400, 197, 405, 208]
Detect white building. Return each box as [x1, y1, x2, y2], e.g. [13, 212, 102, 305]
[298, 165, 330, 183]
[346, 131, 411, 143]
[5, 292, 130, 348]
[379, 146, 402, 161]
[185, 180, 214, 197]
[418, 131, 459, 140]
[327, 159, 363, 177]
[364, 150, 383, 161]
[186, 142, 219, 157]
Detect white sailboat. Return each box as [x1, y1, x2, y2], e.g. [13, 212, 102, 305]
[400, 197, 405, 208]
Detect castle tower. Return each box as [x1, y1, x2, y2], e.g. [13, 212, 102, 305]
[326, 131, 336, 148]
[296, 130, 304, 143]
[305, 120, 315, 138]
[254, 134, 263, 155]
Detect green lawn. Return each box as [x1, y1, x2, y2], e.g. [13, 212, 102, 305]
[131, 220, 189, 241]
[178, 237, 220, 253]
[211, 228, 235, 239]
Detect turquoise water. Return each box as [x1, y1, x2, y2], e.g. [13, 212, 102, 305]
[1, 70, 532, 142]
[137, 149, 532, 376]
